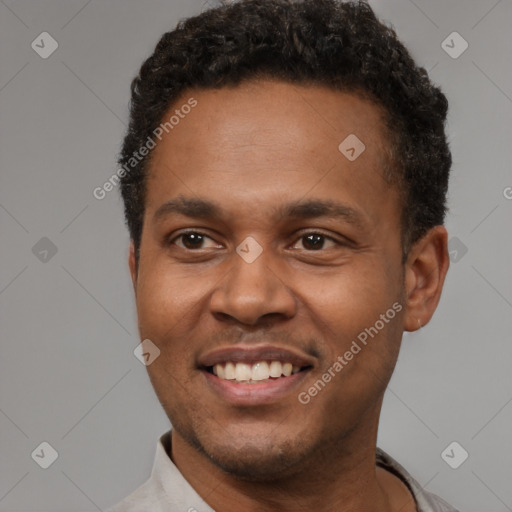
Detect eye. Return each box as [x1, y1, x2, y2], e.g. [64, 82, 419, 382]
[171, 231, 221, 250]
[291, 232, 339, 251]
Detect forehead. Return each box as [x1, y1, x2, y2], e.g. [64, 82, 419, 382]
[151, 80, 389, 163]
[144, 80, 398, 228]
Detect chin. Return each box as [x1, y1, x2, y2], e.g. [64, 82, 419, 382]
[179, 419, 318, 481]
[203, 437, 310, 481]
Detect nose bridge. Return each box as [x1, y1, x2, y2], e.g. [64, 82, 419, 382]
[210, 247, 296, 324]
[235, 248, 277, 296]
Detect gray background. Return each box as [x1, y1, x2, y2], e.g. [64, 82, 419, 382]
[1, 0, 511, 510]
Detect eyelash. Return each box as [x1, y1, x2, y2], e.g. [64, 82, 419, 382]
[168, 230, 344, 251]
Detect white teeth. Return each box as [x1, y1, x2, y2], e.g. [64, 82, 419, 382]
[225, 361, 236, 380]
[251, 362, 270, 381]
[235, 362, 252, 381]
[212, 360, 302, 383]
[269, 361, 283, 378]
[216, 364, 225, 379]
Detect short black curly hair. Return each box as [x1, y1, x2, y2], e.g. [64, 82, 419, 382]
[119, 0, 451, 262]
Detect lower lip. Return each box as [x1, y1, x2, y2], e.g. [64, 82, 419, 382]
[202, 369, 311, 406]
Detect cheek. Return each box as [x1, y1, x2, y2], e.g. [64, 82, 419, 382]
[134, 260, 226, 383]
[135, 269, 204, 394]
[299, 262, 394, 330]
[295, 269, 403, 414]
[294, 259, 403, 387]
[135, 258, 210, 334]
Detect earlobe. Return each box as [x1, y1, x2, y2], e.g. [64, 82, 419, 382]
[403, 226, 450, 332]
[128, 241, 138, 295]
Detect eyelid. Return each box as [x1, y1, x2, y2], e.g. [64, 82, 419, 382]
[168, 229, 222, 248]
[166, 228, 351, 250]
[290, 229, 349, 247]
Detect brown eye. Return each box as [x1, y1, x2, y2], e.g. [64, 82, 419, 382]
[171, 232, 220, 250]
[180, 233, 205, 249]
[292, 232, 338, 251]
[302, 233, 325, 250]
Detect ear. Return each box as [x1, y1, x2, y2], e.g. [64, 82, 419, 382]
[403, 226, 450, 332]
[128, 241, 138, 295]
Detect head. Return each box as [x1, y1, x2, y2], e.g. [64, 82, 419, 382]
[120, 0, 450, 481]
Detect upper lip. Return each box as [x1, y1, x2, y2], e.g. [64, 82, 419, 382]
[198, 344, 316, 368]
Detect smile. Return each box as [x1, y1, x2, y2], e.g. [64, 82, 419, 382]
[199, 344, 316, 404]
[208, 360, 306, 384]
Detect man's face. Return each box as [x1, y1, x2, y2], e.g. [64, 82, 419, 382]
[131, 80, 406, 479]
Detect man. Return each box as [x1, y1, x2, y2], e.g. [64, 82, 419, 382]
[110, 0, 457, 510]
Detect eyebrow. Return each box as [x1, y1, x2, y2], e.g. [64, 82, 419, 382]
[153, 196, 367, 229]
[153, 196, 223, 222]
[280, 199, 366, 228]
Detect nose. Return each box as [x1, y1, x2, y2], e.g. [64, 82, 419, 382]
[209, 250, 297, 326]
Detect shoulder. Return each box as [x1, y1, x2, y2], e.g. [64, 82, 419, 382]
[376, 448, 461, 512]
[106, 431, 177, 512]
[107, 478, 168, 512]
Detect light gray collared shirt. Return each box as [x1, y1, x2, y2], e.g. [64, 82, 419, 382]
[108, 430, 459, 512]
